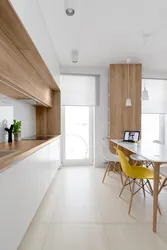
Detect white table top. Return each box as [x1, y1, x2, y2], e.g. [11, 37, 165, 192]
[111, 139, 167, 163]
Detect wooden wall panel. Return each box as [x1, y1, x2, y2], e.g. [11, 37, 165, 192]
[110, 64, 141, 141]
[36, 107, 48, 136]
[36, 91, 61, 136]
[47, 91, 61, 135]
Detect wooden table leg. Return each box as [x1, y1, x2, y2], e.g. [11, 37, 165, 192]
[153, 162, 160, 233]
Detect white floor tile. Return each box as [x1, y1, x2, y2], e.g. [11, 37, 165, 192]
[43, 224, 110, 250]
[53, 202, 103, 223]
[18, 167, 167, 250]
[105, 224, 167, 250]
[18, 223, 49, 250]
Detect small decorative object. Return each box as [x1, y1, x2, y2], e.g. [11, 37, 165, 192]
[5, 124, 14, 143]
[13, 119, 21, 142]
[135, 141, 140, 147]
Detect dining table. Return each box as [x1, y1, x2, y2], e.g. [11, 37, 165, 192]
[111, 139, 167, 232]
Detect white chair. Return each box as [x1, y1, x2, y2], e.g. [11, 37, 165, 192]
[153, 140, 167, 193]
[130, 153, 147, 164]
[101, 138, 123, 184]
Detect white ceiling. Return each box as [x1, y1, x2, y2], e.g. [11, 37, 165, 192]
[37, 0, 167, 74]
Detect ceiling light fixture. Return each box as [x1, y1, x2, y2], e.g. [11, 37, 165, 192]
[72, 50, 78, 63]
[64, 0, 75, 16]
[125, 58, 132, 107]
[142, 80, 149, 100]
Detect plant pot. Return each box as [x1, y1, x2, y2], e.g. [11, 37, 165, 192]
[14, 132, 21, 142]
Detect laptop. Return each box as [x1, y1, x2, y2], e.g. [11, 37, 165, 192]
[123, 130, 140, 143]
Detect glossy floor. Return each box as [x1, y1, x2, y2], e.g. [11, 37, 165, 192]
[18, 167, 167, 250]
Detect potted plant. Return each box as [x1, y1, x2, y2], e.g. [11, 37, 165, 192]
[13, 119, 22, 142]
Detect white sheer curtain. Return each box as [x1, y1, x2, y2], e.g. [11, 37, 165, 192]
[61, 75, 99, 106]
[142, 79, 167, 143]
[142, 79, 167, 114]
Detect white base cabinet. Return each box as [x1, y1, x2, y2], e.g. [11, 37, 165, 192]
[0, 138, 60, 250]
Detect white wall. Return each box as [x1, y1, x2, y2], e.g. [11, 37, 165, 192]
[0, 94, 36, 143]
[61, 67, 108, 167]
[10, 0, 60, 86]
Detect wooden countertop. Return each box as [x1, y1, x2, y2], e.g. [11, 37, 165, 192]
[0, 135, 61, 172]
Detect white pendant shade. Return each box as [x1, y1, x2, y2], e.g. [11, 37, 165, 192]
[126, 98, 132, 107]
[142, 87, 149, 100]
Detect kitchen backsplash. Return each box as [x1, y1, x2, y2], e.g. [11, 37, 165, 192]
[0, 94, 36, 143]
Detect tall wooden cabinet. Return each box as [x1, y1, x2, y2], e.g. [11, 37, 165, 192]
[109, 64, 142, 150]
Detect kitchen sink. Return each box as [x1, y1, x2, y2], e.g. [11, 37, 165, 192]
[0, 150, 17, 158]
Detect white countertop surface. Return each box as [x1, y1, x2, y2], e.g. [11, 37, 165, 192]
[111, 139, 167, 163]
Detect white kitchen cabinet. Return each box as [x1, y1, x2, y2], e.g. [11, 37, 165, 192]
[0, 137, 60, 250]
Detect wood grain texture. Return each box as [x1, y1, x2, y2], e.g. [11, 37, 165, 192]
[0, 0, 34, 50]
[21, 50, 59, 91]
[110, 64, 141, 141]
[36, 91, 61, 136]
[0, 80, 29, 99]
[0, 136, 61, 172]
[110, 141, 132, 159]
[47, 91, 61, 135]
[0, 27, 53, 107]
[36, 107, 48, 136]
[0, 0, 59, 96]
[153, 162, 160, 232]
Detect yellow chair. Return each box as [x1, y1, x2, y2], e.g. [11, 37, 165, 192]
[116, 148, 162, 215]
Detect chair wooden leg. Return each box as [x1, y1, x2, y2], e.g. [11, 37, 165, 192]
[112, 162, 116, 174]
[119, 176, 129, 197]
[141, 179, 145, 197]
[147, 180, 162, 215]
[119, 164, 123, 185]
[128, 180, 135, 215]
[108, 162, 113, 175]
[102, 162, 110, 183]
[158, 178, 167, 194]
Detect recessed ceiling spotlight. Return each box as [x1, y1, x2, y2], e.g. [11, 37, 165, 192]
[65, 0, 75, 16]
[66, 8, 75, 16]
[72, 50, 78, 63]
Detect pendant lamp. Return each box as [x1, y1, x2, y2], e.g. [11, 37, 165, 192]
[125, 58, 132, 107]
[142, 80, 149, 100]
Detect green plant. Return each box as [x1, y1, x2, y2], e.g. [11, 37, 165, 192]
[13, 119, 21, 134]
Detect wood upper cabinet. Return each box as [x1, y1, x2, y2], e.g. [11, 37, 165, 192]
[0, 0, 34, 50]
[0, 0, 59, 105]
[0, 28, 52, 107]
[109, 64, 141, 140]
[21, 50, 59, 90]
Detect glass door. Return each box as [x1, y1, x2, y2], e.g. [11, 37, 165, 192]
[62, 106, 93, 166]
